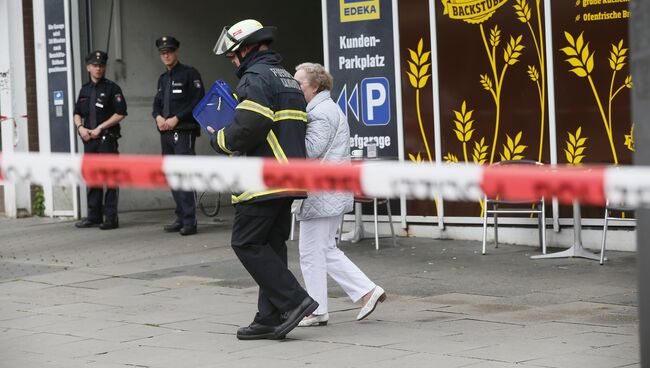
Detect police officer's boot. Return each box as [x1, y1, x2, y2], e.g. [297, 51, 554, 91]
[179, 224, 197, 236]
[163, 221, 183, 232]
[75, 218, 102, 228]
[100, 217, 119, 230]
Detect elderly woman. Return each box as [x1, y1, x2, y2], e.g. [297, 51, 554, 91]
[293, 62, 386, 327]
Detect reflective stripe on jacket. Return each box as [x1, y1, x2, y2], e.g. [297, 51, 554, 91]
[210, 50, 308, 204]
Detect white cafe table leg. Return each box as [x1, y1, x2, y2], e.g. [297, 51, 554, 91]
[355, 202, 364, 241]
[530, 200, 603, 261]
[374, 197, 379, 250]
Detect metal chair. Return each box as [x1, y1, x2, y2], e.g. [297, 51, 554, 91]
[482, 160, 546, 255]
[292, 197, 396, 251]
[373, 197, 397, 249]
[600, 201, 635, 265]
[350, 196, 396, 250]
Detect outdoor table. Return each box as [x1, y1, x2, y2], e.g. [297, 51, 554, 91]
[530, 200, 603, 261]
[341, 156, 397, 249]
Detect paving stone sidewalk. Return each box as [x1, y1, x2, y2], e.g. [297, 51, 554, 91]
[0, 209, 640, 367]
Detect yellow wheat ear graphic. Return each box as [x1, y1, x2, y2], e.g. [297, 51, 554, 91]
[472, 137, 489, 165]
[514, 0, 546, 163]
[513, 0, 531, 23]
[480, 74, 494, 94]
[452, 101, 475, 162]
[499, 131, 527, 161]
[406, 38, 433, 163]
[565, 127, 588, 165]
[408, 152, 424, 163]
[444, 153, 460, 163]
[561, 33, 632, 165]
[609, 40, 627, 72]
[608, 40, 632, 137]
[406, 37, 439, 214]
[490, 25, 501, 48]
[624, 125, 634, 152]
[624, 75, 633, 89]
[561, 32, 594, 78]
[527, 65, 539, 82]
[504, 35, 524, 66]
[444, 100, 484, 166]
[478, 22, 525, 164]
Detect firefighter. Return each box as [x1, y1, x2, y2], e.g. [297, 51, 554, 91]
[210, 19, 317, 340]
[152, 36, 205, 236]
[74, 50, 127, 230]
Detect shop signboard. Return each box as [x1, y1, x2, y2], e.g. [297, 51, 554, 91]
[326, 0, 400, 158]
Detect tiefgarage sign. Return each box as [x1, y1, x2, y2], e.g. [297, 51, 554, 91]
[326, 0, 399, 158]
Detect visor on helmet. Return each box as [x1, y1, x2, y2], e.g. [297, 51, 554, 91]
[213, 26, 240, 56]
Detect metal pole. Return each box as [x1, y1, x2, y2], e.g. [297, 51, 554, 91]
[543, 0, 561, 232]
[85, 0, 92, 53]
[429, 0, 445, 230]
[630, 0, 649, 365]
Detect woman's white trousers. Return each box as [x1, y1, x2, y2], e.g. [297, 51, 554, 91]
[299, 215, 375, 315]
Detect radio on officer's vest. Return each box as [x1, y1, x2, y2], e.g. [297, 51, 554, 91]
[192, 80, 238, 134]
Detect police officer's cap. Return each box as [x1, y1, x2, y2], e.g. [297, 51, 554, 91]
[156, 36, 180, 52]
[85, 50, 108, 65]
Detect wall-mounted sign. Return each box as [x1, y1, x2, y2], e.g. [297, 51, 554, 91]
[44, 0, 71, 152]
[326, 0, 399, 158]
[340, 0, 381, 23]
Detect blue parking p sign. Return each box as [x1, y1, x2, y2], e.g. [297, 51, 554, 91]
[361, 77, 390, 126]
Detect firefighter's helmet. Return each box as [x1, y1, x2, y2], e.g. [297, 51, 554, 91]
[213, 19, 276, 56]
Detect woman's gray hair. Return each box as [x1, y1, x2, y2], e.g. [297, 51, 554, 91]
[295, 62, 333, 92]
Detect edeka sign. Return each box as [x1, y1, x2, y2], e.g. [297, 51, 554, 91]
[340, 0, 380, 23]
[441, 0, 508, 24]
[327, 0, 398, 158]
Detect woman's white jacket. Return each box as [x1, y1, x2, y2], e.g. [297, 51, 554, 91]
[297, 90, 354, 220]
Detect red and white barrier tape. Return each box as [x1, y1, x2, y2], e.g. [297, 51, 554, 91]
[0, 152, 648, 207]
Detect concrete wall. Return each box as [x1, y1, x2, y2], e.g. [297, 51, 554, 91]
[631, 0, 650, 361]
[82, 0, 323, 211]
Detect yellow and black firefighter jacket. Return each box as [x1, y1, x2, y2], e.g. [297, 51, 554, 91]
[210, 50, 308, 204]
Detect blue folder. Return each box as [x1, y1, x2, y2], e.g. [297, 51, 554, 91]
[192, 80, 238, 134]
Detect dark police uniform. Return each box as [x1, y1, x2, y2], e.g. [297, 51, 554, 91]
[74, 50, 127, 228]
[152, 36, 205, 232]
[211, 49, 312, 330]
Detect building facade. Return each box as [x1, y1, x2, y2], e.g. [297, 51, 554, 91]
[0, 0, 635, 250]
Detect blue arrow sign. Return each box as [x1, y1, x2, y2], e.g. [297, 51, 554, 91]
[336, 84, 347, 118]
[348, 84, 359, 121]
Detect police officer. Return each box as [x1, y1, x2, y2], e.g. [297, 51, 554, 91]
[152, 36, 205, 236]
[74, 50, 127, 230]
[211, 19, 317, 340]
